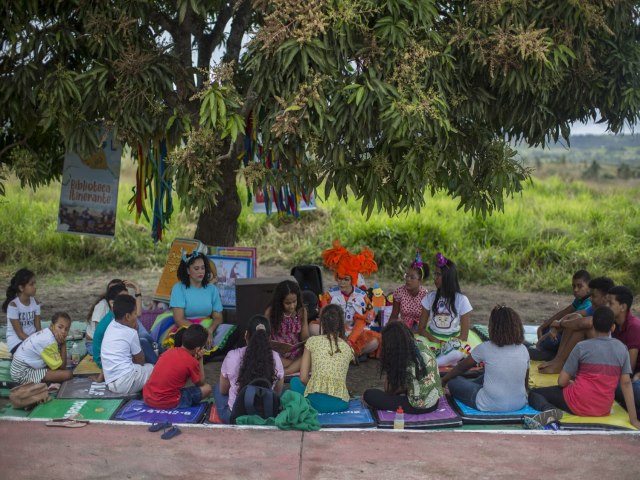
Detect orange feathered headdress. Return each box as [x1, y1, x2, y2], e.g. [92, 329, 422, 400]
[321, 239, 378, 286]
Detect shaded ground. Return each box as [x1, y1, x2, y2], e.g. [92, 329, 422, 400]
[6, 265, 569, 397]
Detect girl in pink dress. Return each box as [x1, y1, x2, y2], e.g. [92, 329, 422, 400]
[388, 250, 429, 331]
[265, 280, 309, 375]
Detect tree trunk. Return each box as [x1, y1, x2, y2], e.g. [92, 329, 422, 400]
[194, 156, 241, 246]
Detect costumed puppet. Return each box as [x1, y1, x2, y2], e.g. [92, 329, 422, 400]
[320, 240, 381, 358]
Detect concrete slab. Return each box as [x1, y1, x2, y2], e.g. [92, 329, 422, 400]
[1, 420, 638, 480]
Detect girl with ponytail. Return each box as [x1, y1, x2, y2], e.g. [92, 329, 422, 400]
[214, 315, 284, 423]
[3, 268, 41, 354]
[290, 304, 354, 413]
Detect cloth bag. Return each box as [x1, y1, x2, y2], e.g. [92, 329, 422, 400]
[9, 382, 50, 409]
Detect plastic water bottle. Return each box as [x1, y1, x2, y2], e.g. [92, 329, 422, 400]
[70, 342, 80, 365]
[394, 406, 405, 430]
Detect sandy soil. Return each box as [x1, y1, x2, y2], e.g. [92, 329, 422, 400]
[3, 264, 569, 397]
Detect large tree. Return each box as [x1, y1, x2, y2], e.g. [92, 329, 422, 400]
[2, 1, 639, 245]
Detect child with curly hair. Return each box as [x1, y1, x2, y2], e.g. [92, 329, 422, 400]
[363, 321, 443, 413]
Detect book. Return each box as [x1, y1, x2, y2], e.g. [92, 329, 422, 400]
[270, 339, 306, 355]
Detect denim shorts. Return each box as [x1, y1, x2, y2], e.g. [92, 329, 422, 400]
[177, 385, 203, 409]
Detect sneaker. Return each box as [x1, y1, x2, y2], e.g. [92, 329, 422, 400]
[533, 408, 564, 426]
[522, 416, 544, 430]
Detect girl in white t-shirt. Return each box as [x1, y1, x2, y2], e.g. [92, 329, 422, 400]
[10, 312, 73, 384]
[417, 253, 473, 343]
[86, 278, 124, 355]
[2, 268, 42, 354]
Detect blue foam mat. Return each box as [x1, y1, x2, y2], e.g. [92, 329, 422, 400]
[114, 399, 208, 424]
[453, 397, 540, 424]
[316, 399, 376, 428]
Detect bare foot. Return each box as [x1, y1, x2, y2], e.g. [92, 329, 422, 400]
[538, 362, 563, 374]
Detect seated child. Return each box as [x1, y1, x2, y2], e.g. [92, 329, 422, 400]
[143, 324, 212, 409]
[10, 312, 73, 385]
[388, 250, 429, 331]
[93, 283, 157, 370]
[86, 278, 123, 355]
[213, 315, 284, 424]
[417, 252, 473, 346]
[265, 280, 309, 376]
[532, 270, 591, 361]
[608, 286, 640, 420]
[529, 306, 640, 429]
[3, 268, 42, 355]
[290, 304, 354, 413]
[102, 295, 154, 395]
[364, 321, 442, 414]
[537, 277, 613, 374]
[442, 306, 532, 412]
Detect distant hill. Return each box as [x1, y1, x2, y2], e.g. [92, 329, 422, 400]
[516, 134, 640, 167]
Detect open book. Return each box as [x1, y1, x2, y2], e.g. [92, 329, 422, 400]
[270, 339, 306, 355]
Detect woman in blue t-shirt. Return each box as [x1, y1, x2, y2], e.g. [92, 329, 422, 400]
[152, 252, 223, 351]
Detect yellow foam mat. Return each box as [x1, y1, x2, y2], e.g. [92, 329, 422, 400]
[73, 355, 101, 376]
[562, 402, 637, 430]
[529, 361, 637, 430]
[528, 361, 560, 388]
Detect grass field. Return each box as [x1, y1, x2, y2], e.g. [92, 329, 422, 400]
[1, 167, 638, 294]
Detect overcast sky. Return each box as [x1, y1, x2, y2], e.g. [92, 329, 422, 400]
[572, 120, 637, 136]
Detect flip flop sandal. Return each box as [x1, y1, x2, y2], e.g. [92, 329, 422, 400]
[161, 425, 181, 440]
[148, 421, 172, 433]
[46, 417, 90, 428]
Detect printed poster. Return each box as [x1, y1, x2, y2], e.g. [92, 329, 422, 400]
[58, 132, 122, 237]
[252, 187, 316, 214]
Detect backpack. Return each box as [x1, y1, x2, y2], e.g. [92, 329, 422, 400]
[9, 382, 50, 409]
[229, 378, 281, 424]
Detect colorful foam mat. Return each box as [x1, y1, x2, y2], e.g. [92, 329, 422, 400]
[452, 397, 540, 424]
[57, 377, 139, 400]
[0, 360, 17, 389]
[114, 399, 208, 424]
[316, 399, 376, 428]
[375, 396, 462, 429]
[29, 399, 124, 420]
[560, 402, 637, 431]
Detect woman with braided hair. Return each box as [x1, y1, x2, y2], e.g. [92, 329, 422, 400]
[363, 321, 443, 413]
[290, 304, 354, 413]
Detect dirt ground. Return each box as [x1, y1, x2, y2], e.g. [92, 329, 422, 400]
[2, 264, 571, 397]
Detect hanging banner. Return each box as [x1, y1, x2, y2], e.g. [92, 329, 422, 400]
[252, 186, 316, 214]
[58, 133, 122, 237]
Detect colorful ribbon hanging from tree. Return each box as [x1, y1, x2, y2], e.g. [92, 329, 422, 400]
[243, 112, 312, 217]
[128, 139, 173, 242]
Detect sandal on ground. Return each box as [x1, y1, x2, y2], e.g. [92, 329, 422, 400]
[148, 421, 172, 433]
[46, 415, 89, 428]
[523, 408, 563, 429]
[161, 425, 181, 440]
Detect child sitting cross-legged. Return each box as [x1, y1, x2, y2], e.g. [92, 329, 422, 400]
[529, 306, 640, 429]
[290, 304, 354, 413]
[143, 324, 212, 409]
[10, 312, 73, 385]
[102, 295, 154, 395]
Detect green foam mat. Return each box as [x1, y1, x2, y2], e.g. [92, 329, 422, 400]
[29, 398, 123, 420]
[0, 403, 31, 418]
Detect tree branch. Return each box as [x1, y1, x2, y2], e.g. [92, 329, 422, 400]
[222, 0, 253, 64]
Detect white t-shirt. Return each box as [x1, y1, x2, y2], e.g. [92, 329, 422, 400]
[86, 299, 109, 339]
[421, 291, 472, 336]
[6, 297, 41, 351]
[13, 328, 59, 369]
[101, 320, 142, 384]
[471, 342, 530, 412]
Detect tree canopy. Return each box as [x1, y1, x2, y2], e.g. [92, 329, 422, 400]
[2, 1, 639, 245]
